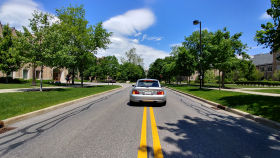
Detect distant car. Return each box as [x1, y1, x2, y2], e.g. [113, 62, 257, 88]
[130, 79, 166, 105]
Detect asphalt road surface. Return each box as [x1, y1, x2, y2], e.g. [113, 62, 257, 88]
[0, 85, 280, 158]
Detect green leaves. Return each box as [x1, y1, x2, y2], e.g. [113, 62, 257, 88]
[0, 24, 22, 79]
[255, 0, 280, 52]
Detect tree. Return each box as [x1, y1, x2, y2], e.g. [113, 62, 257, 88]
[56, 5, 111, 87]
[16, 11, 58, 91]
[96, 56, 119, 81]
[175, 46, 196, 84]
[121, 48, 143, 66]
[0, 24, 22, 83]
[210, 28, 247, 88]
[273, 70, 280, 81]
[255, 0, 280, 52]
[183, 30, 213, 86]
[147, 58, 165, 80]
[118, 62, 145, 81]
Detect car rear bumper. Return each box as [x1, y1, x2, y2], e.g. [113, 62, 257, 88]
[130, 94, 166, 103]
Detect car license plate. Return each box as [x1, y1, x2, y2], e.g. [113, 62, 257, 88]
[144, 91, 152, 95]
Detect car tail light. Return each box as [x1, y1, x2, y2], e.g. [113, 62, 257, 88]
[132, 90, 140, 94]
[157, 91, 164, 95]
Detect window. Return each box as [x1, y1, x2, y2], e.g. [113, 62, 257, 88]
[268, 65, 272, 72]
[137, 80, 159, 87]
[260, 66, 265, 72]
[36, 70, 41, 79]
[23, 69, 28, 79]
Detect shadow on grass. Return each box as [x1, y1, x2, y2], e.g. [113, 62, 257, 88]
[158, 114, 280, 158]
[218, 95, 280, 122]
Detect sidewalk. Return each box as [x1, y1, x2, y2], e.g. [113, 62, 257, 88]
[207, 87, 280, 97]
[0, 82, 126, 93]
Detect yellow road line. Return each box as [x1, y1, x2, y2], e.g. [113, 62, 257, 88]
[138, 107, 147, 158]
[150, 107, 164, 158]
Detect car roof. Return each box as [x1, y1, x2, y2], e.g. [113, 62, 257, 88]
[137, 79, 159, 82]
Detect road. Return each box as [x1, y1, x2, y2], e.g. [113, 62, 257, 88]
[0, 85, 280, 158]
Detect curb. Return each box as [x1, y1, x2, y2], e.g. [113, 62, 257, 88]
[166, 87, 280, 130]
[1, 86, 124, 127]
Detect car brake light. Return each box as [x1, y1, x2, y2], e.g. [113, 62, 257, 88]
[157, 91, 164, 95]
[132, 90, 140, 94]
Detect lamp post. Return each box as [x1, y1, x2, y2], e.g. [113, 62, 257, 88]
[193, 20, 202, 89]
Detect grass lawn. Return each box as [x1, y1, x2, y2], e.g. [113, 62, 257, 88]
[0, 85, 120, 120]
[0, 80, 82, 89]
[248, 89, 280, 94]
[190, 83, 280, 89]
[169, 85, 280, 122]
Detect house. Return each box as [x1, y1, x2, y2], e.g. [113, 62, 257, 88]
[251, 53, 273, 79]
[0, 22, 68, 82]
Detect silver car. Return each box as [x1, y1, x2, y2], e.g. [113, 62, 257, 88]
[130, 79, 166, 105]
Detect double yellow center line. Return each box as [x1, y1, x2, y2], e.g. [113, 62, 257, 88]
[138, 107, 164, 158]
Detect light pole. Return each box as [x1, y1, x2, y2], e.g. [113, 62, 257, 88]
[193, 20, 202, 89]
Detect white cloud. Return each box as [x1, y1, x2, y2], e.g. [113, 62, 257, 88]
[98, 34, 168, 69]
[260, 12, 272, 20]
[169, 43, 182, 48]
[0, 0, 42, 30]
[103, 8, 155, 36]
[142, 34, 162, 41]
[100, 8, 168, 69]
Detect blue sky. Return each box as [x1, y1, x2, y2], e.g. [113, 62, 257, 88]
[0, 0, 273, 68]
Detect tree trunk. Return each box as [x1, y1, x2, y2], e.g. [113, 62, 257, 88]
[222, 71, 225, 88]
[81, 71, 84, 87]
[202, 70, 205, 86]
[32, 64, 36, 86]
[5, 73, 9, 84]
[72, 68, 75, 85]
[219, 70, 221, 91]
[40, 66, 43, 92]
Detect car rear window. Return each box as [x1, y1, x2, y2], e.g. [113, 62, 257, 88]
[137, 80, 159, 87]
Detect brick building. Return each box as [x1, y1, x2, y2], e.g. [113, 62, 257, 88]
[251, 52, 280, 80]
[0, 22, 68, 82]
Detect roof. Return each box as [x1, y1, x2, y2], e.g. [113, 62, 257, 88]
[251, 53, 273, 66]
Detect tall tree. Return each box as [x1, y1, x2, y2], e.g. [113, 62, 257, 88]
[0, 24, 22, 83]
[183, 30, 213, 86]
[16, 11, 57, 91]
[210, 28, 247, 88]
[175, 46, 196, 84]
[255, 0, 280, 52]
[121, 48, 144, 66]
[56, 5, 111, 87]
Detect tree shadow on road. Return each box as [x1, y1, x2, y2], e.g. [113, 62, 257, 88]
[158, 114, 280, 158]
[158, 91, 280, 158]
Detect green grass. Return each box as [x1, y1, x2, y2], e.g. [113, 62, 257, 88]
[169, 85, 280, 122]
[0, 80, 76, 89]
[0, 85, 120, 120]
[248, 89, 280, 94]
[190, 82, 280, 89]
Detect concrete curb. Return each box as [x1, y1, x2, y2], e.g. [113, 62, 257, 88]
[1, 86, 124, 127]
[167, 87, 280, 130]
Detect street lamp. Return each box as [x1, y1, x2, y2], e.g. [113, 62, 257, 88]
[193, 20, 202, 89]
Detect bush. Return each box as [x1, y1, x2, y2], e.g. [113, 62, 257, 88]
[235, 81, 280, 87]
[0, 77, 22, 83]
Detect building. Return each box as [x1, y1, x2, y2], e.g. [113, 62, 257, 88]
[0, 22, 68, 82]
[251, 53, 273, 79]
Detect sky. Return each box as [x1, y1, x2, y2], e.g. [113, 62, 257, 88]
[0, 0, 273, 69]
